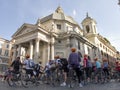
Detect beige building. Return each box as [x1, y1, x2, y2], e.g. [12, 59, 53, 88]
[11, 6, 117, 66]
[11, 7, 97, 65]
[0, 37, 12, 73]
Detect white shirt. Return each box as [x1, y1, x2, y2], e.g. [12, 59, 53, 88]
[24, 59, 34, 69]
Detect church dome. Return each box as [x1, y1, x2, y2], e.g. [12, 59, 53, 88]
[40, 6, 79, 25]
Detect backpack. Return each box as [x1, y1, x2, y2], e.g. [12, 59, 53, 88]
[87, 60, 92, 67]
[50, 60, 56, 71]
[34, 64, 40, 71]
[60, 58, 68, 66]
[103, 62, 108, 68]
[28, 60, 35, 68]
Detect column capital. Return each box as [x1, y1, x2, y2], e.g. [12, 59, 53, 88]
[30, 40, 34, 45]
[50, 37, 55, 44]
[35, 38, 40, 42]
[30, 39, 33, 42]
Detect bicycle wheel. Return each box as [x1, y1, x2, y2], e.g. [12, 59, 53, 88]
[68, 68, 75, 88]
[20, 73, 30, 88]
[6, 76, 15, 87]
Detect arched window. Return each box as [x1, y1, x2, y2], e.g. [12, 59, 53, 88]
[101, 50, 103, 55]
[86, 25, 90, 33]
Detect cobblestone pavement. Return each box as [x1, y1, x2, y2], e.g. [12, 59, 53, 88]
[0, 80, 120, 90]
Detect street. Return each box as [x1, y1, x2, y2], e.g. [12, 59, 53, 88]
[0, 80, 120, 90]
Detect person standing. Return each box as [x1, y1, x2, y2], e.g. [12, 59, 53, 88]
[68, 48, 83, 87]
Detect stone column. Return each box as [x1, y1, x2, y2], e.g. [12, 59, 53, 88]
[12, 45, 17, 61]
[51, 37, 55, 60]
[42, 43, 47, 66]
[66, 38, 71, 58]
[82, 43, 85, 55]
[17, 44, 21, 57]
[30, 40, 33, 59]
[35, 38, 40, 63]
[48, 42, 50, 61]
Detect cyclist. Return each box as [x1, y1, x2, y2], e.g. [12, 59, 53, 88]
[115, 61, 120, 72]
[11, 56, 22, 74]
[68, 47, 83, 87]
[83, 55, 92, 82]
[102, 58, 109, 78]
[34, 61, 44, 78]
[44, 59, 54, 84]
[115, 61, 120, 79]
[60, 58, 69, 87]
[23, 55, 35, 77]
[94, 58, 102, 83]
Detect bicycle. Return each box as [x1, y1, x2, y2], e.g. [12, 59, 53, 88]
[20, 68, 40, 88]
[67, 66, 77, 88]
[4, 68, 22, 87]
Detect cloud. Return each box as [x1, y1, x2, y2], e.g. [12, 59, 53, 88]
[73, 9, 76, 16]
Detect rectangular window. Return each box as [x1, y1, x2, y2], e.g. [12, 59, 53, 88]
[6, 44, 9, 48]
[57, 24, 61, 30]
[4, 50, 9, 56]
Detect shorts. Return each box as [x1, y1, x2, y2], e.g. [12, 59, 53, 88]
[26, 69, 34, 76]
[95, 68, 102, 76]
[62, 66, 69, 72]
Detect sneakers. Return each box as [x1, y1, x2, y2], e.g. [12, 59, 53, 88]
[79, 83, 83, 87]
[60, 82, 66, 86]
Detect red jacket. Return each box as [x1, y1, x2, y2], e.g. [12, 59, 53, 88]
[83, 57, 88, 67]
[115, 66, 120, 71]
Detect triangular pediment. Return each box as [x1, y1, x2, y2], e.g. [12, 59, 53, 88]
[12, 23, 37, 38]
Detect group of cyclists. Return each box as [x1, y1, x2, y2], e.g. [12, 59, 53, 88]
[2, 47, 120, 88]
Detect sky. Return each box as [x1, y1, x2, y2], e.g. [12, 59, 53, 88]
[0, 0, 120, 51]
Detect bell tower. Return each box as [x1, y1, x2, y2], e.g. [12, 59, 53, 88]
[82, 13, 97, 36]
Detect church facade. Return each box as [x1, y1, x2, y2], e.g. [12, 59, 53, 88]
[11, 6, 117, 66]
